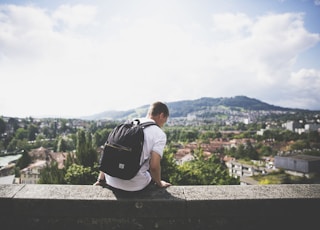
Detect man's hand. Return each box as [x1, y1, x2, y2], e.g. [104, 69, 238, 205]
[157, 180, 172, 188]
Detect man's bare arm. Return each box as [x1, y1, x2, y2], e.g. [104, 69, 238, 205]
[149, 151, 171, 188]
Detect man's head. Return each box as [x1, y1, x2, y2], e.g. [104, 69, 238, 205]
[147, 101, 169, 127]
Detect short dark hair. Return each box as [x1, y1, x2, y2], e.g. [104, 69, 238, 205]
[148, 101, 169, 117]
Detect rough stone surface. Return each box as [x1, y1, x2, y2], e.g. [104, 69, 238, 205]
[1, 184, 319, 230]
[0, 184, 24, 198]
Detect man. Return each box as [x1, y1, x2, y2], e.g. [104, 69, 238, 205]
[94, 101, 171, 191]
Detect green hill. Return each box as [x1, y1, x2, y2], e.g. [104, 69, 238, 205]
[84, 96, 303, 120]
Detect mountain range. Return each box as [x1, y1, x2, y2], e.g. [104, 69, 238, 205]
[82, 96, 309, 121]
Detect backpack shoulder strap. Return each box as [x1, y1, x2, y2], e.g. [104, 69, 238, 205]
[132, 119, 159, 129]
[141, 121, 158, 129]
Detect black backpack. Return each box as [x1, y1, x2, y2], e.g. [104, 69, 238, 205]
[99, 119, 157, 180]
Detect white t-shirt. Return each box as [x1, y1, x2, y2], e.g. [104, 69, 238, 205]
[105, 118, 167, 191]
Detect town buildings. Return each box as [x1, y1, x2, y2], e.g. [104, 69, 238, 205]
[275, 154, 320, 178]
[19, 160, 47, 184]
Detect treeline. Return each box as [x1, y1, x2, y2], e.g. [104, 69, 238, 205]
[1, 116, 320, 186]
[0, 117, 239, 185]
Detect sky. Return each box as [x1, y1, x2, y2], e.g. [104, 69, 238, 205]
[0, 0, 320, 118]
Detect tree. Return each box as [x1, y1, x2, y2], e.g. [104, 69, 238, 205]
[229, 141, 259, 160]
[8, 118, 19, 132]
[75, 129, 98, 167]
[199, 131, 216, 143]
[307, 131, 320, 148]
[170, 150, 239, 186]
[259, 145, 273, 156]
[57, 137, 68, 152]
[57, 136, 74, 152]
[161, 145, 179, 183]
[76, 129, 87, 165]
[290, 140, 309, 151]
[93, 132, 102, 149]
[59, 119, 69, 133]
[235, 144, 246, 159]
[38, 161, 66, 184]
[65, 152, 77, 168]
[85, 132, 98, 168]
[0, 117, 5, 135]
[16, 150, 31, 170]
[245, 140, 259, 160]
[7, 138, 30, 152]
[28, 124, 38, 141]
[93, 128, 111, 147]
[179, 129, 199, 142]
[64, 163, 97, 185]
[15, 128, 28, 140]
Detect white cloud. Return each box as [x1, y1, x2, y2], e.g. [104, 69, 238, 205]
[260, 68, 320, 110]
[289, 69, 320, 104]
[52, 4, 97, 30]
[0, 3, 319, 117]
[206, 12, 319, 89]
[212, 12, 252, 35]
[0, 5, 51, 59]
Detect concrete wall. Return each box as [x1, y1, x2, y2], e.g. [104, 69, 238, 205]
[1, 184, 319, 230]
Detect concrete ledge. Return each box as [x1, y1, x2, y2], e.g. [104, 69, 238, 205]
[1, 184, 319, 230]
